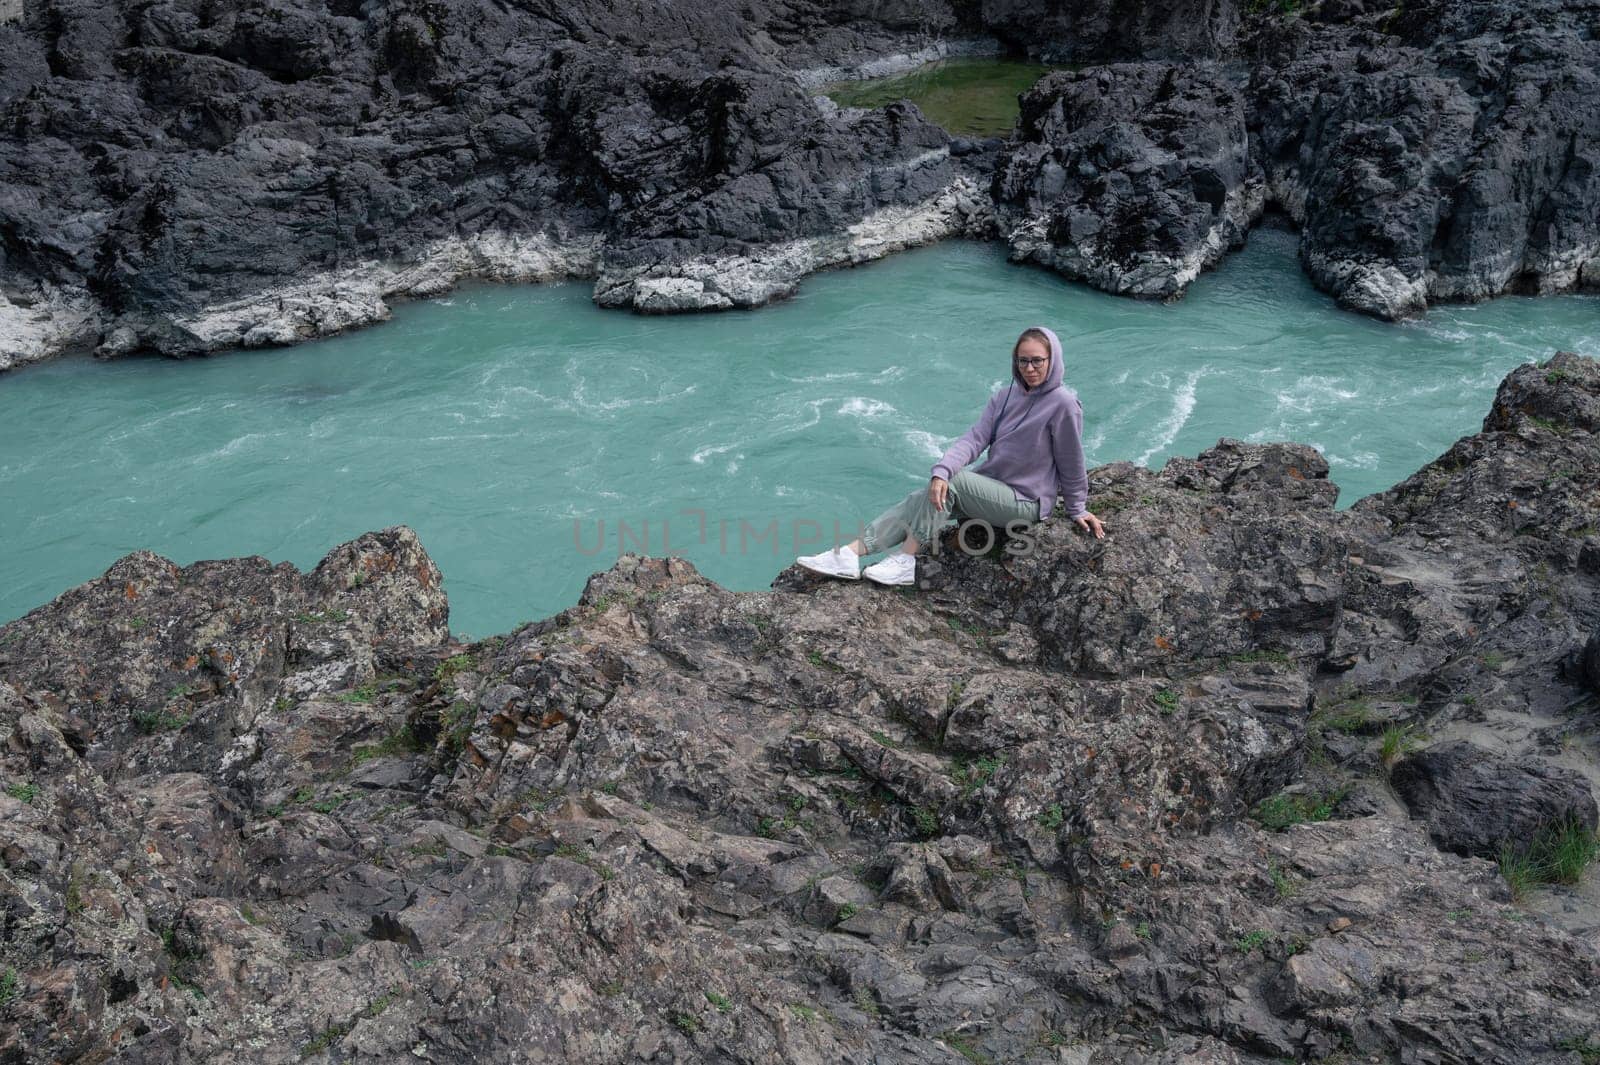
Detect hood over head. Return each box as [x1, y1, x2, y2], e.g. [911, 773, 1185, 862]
[1013, 325, 1064, 393]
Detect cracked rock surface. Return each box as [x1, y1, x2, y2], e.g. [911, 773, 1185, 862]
[2, 355, 1597, 1062]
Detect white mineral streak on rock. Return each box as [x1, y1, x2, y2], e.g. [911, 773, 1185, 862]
[3, 178, 1005, 367]
[1301, 251, 1431, 321]
[0, 282, 105, 372]
[168, 231, 606, 353]
[1004, 178, 1265, 301]
[595, 173, 994, 313]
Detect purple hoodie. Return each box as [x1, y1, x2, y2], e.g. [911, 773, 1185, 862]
[929, 324, 1090, 521]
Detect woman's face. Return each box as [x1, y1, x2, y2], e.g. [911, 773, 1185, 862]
[1015, 337, 1050, 389]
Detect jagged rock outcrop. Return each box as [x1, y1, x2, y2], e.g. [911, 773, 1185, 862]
[1248, 0, 1600, 319]
[2, 354, 1597, 1062]
[3, 0, 1598, 368]
[0, 0, 999, 369]
[992, 63, 1263, 300]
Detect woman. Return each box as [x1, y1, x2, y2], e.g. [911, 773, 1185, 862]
[797, 324, 1105, 586]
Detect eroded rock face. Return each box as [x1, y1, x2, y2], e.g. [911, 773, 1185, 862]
[1249, 2, 1600, 319]
[0, 0, 990, 367]
[2, 355, 1598, 1062]
[3, 0, 1598, 367]
[994, 63, 1263, 301]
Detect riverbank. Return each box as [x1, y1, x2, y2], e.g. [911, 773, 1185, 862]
[2, 0, 1597, 370]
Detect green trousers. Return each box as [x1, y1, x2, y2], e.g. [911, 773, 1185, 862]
[860, 469, 1040, 554]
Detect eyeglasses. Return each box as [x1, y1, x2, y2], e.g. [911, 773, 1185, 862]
[1015, 357, 1049, 368]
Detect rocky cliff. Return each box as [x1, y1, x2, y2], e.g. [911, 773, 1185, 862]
[2, 0, 1597, 370]
[2, 353, 1596, 1062]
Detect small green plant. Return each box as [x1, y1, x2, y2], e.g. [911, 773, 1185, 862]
[311, 793, 349, 814]
[1378, 725, 1420, 765]
[1479, 650, 1508, 670]
[1236, 929, 1270, 954]
[64, 865, 85, 915]
[301, 1019, 354, 1057]
[1038, 802, 1064, 831]
[0, 967, 16, 1007]
[807, 650, 843, 673]
[912, 805, 940, 839]
[1498, 817, 1600, 900]
[1526, 414, 1568, 436]
[441, 700, 475, 752]
[133, 707, 190, 734]
[674, 1012, 698, 1034]
[946, 678, 969, 710]
[5, 781, 38, 804]
[1269, 862, 1298, 900]
[433, 653, 477, 683]
[940, 1031, 993, 1064]
[791, 1003, 818, 1022]
[1251, 788, 1345, 831]
[952, 756, 1002, 797]
[337, 683, 379, 704]
[274, 696, 293, 713]
[1153, 688, 1180, 714]
[362, 987, 396, 1018]
[853, 987, 881, 1018]
[408, 838, 448, 858]
[349, 725, 422, 768]
[867, 729, 899, 749]
[1315, 699, 1373, 734]
[129, 617, 147, 630]
[1134, 921, 1152, 940]
[836, 903, 858, 923]
[705, 990, 731, 1012]
[1555, 1035, 1600, 1064]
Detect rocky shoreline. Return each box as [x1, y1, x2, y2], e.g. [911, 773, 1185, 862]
[1, 353, 1596, 1062]
[2, 0, 1598, 371]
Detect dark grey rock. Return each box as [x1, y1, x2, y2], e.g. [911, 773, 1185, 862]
[1392, 740, 1599, 858]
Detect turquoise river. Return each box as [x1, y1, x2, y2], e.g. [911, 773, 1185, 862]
[2, 227, 1596, 637]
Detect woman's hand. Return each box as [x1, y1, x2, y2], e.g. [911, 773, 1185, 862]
[928, 476, 950, 512]
[1073, 511, 1105, 539]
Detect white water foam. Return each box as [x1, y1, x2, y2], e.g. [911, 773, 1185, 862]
[905, 429, 944, 457]
[838, 397, 896, 418]
[1135, 368, 1204, 466]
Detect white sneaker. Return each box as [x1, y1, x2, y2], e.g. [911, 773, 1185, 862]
[796, 544, 860, 580]
[862, 552, 917, 586]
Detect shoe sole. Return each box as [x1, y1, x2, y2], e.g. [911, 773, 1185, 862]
[863, 570, 915, 586]
[797, 558, 859, 580]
